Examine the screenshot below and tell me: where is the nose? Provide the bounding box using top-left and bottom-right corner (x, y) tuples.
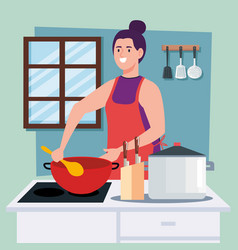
(120, 48), (126, 57)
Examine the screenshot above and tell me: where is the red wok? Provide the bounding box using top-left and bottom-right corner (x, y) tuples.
(43, 157), (119, 194)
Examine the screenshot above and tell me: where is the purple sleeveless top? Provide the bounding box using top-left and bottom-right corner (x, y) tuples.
(112, 75), (161, 153)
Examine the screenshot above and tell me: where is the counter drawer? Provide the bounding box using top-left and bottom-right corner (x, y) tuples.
(120, 212), (220, 237)
(17, 212), (117, 243)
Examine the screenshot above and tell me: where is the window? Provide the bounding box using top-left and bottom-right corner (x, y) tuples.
(24, 37), (101, 128)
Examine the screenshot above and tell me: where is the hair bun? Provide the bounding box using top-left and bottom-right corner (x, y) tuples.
(129, 20), (146, 34)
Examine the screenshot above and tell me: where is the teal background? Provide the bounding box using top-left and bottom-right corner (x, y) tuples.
(35, 27), (211, 175)
(1, 0), (237, 249)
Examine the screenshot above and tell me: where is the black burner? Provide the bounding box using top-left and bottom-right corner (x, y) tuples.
(18, 182), (111, 203)
(33, 188), (64, 197)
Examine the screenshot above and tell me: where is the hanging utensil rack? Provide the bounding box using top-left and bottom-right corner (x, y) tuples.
(162, 45), (200, 51)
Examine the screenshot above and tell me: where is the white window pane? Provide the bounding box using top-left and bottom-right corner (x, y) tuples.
(65, 101), (96, 124)
(29, 69), (59, 97)
(29, 101), (59, 124)
(65, 69), (96, 97)
(29, 42), (59, 64)
(65, 42), (96, 64)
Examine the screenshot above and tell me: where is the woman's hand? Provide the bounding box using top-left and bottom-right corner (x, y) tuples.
(51, 148), (64, 162)
(99, 148), (121, 162)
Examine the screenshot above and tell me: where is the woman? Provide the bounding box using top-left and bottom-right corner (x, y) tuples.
(52, 20), (165, 179)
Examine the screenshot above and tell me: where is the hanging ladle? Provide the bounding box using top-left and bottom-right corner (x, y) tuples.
(187, 46), (202, 79)
(41, 146), (84, 177)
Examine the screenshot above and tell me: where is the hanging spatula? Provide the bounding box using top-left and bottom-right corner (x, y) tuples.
(163, 46), (172, 79)
(175, 46), (186, 79)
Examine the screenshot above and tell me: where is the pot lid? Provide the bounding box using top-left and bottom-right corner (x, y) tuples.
(150, 142), (205, 156)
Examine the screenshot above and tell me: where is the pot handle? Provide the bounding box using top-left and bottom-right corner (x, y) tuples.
(206, 161), (215, 171)
(43, 162), (51, 170)
(112, 162), (119, 170)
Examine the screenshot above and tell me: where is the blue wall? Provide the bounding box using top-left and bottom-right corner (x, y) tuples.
(34, 27), (212, 176)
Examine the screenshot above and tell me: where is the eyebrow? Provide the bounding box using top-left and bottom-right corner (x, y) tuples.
(116, 46), (122, 48)
(126, 46), (132, 48)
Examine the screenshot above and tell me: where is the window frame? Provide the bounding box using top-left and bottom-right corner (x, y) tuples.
(24, 37), (101, 129)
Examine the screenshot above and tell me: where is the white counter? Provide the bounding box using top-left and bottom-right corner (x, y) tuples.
(6, 180), (230, 243)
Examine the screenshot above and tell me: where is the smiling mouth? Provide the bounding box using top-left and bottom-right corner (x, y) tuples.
(120, 57), (127, 63)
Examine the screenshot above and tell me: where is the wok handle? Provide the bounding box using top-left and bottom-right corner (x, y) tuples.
(43, 162), (51, 170)
(112, 162), (119, 170)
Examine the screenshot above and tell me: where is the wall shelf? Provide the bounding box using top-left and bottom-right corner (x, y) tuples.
(162, 45), (200, 51)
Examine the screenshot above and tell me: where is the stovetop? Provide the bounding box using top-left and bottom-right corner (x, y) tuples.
(18, 182), (111, 203)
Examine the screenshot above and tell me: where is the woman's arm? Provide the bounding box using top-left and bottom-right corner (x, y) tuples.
(133, 78), (165, 148)
(51, 79), (114, 162)
(101, 79), (165, 161)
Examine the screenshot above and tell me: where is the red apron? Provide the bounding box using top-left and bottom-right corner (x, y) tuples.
(105, 76), (154, 180)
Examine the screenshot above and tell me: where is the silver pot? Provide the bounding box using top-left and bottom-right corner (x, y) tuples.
(147, 143), (214, 200)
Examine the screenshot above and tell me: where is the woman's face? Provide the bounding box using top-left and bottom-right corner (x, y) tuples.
(114, 38), (144, 70)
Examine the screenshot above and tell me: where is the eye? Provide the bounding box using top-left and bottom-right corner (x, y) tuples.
(117, 48), (120, 52)
(128, 49), (130, 52)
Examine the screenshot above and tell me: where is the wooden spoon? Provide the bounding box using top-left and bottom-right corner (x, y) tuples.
(41, 146), (84, 177)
